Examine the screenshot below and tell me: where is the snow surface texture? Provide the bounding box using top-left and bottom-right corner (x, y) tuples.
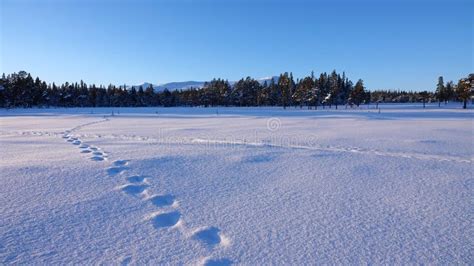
(0, 105), (473, 264)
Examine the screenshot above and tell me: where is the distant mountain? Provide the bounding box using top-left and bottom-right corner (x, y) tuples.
(155, 81), (206, 91)
(256, 76), (279, 85)
(129, 81), (205, 92)
(130, 76), (279, 92)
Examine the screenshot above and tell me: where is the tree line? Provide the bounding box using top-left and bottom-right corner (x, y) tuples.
(0, 71), (472, 109)
(434, 75), (473, 109)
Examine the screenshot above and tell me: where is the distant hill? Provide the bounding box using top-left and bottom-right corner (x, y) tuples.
(129, 81), (205, 92)
(130, 76), (279, 92)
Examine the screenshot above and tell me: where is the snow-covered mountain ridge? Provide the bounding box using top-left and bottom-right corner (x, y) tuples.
(130, 76), (279, 92)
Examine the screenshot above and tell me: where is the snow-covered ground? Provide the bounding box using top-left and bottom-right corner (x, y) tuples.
(1, 105), (473, 264)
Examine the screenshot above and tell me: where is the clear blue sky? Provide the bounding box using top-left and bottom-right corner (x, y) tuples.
(1, 0), (472, 91)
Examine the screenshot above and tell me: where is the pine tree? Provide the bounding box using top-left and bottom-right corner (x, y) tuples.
(88, 82), (98, 107)
(137, 86), (145, 107)
(318, 73), (329, 108)
(32, 77), (43, 106)
(292, 81), (306, 108)
(445, 81), (454, 104)
(435, 76), (445, 107)
(278, 73), (290, 109)
(329, 70), (340, 109)
(349, 79), (365, 107)
(129, 87), (138, 106)
(456, 77), (471, 109)
(144, 84), (155, 106)
(293, 76), (313, 108)
(0, 73), (5, 107)
(419, 91), (429, 108)
(161, 89), (172, 107)
(268, 78), (280, 106)
(289, 73), (296, 107)
(307, 71), (319, 109)
(260, 81), (270, 106)
(233, 77), (261, 106)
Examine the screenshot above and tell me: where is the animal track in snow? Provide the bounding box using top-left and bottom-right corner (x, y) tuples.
(150, 211), (181, 229)
(242, 154), (276, 163)
(91, 156), (105, 161)
(201, 257), (233, 266)
(120, 184), (149, 195)
(191, 227), (229, 247)
(62, 120), (232, 262)
(120, 256), (132, 266)
(126, 175), (147, 183)
(107, 166), (129, 176)
(113, 160), (129, 166)
(149, 194), (176, 207)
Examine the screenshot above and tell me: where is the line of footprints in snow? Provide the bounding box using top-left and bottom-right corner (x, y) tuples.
(62, 130), (232, 266)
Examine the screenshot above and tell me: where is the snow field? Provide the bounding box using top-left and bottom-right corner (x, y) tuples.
(0, 106), (472, 264)
(61, 119), (232, 265)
